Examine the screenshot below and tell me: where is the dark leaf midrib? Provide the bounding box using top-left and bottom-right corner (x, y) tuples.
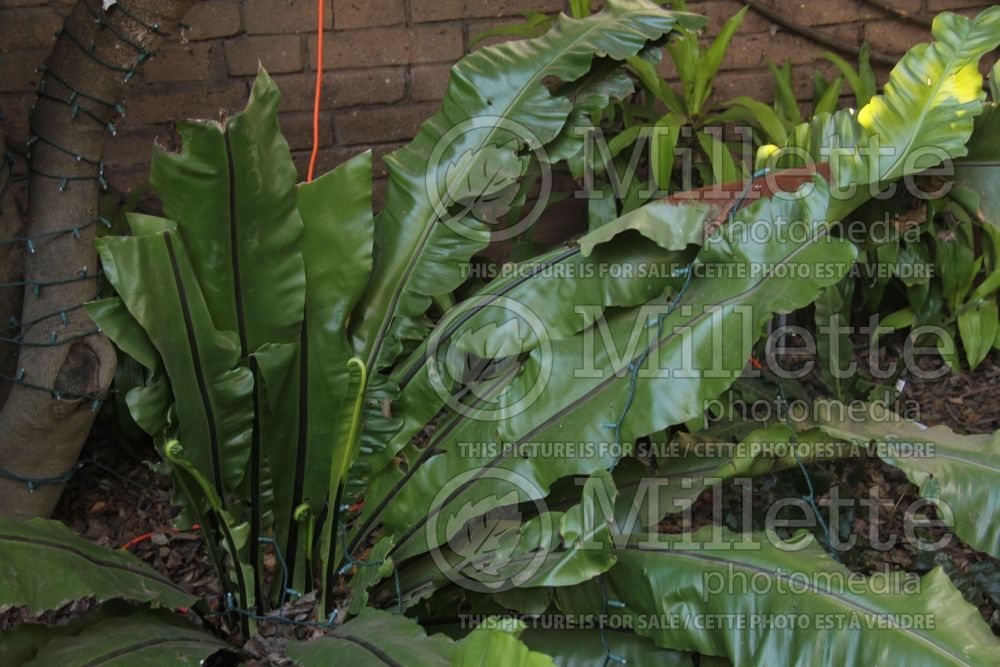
(79, 636), (223, 667)
(224, 129), (250, 355)
(164, 235), (225, 502)
(328, 634), (405, 667)
(396, 246), (580, 388)
(284, 319), (311, 586)
(364, 12), (640, 374)
(389, 229), (833, 557)
(0, 534), (188, 596)
(347, 365), (518, 555)
(622, 544), (970, 665)
(224, 126), (265, 613)
(249, 357), (265, 612)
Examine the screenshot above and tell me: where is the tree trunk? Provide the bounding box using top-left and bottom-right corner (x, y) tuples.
(0, 127), (26, 408)
(0, 0), (193, 519)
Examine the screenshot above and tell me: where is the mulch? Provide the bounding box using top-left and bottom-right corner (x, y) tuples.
(905, 356), (1000, 435)
(52, 436), (220, 603)
(0, 423), (221, 635)
(658, 354), (1000, 633)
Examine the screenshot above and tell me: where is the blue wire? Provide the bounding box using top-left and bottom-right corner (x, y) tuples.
(393, 568), (404, 614)
(0, 462), (83, 492)
(596, 168), (773, 661)
(598, 576), (627, 665)
(603, 264), (695, 471)
(603, 168), (769, 471)
(217, 536), (339, 629)
(0, 454), (144, 493)
(776, 379), (840, 561)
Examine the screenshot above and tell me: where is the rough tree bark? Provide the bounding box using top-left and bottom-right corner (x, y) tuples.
(0, 0), (193, 519)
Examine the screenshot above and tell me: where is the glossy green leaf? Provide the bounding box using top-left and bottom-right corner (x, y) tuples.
(813, 276), (856, 400)
(824, 45), (875, 108)
(587, 183), (619, 230)
(86, 298), (173, 436)
(254, 151), (376, 589)
(320, 358), (367, 616)
(86, 298), (160, 375)
(453, 621), (557, 667)
(816, 403), (1000, 559)
(350, 0), (704, 375)
(96, 230), (254, 500)
(545, 64), (637, 168)
(696, 131), (740, 185)
(556, 529), (1000, 666)
(650, 115), (682, 192)
(857, 8), (1000, 183)
(149, 69), (305, 351)
(690, 6), (747, 116)
(725, 97), (789, 146)
(769, 60), (801, 125)
(813, 76), (844, 116)
(0, 518), (195, 615)
(288, 608), (455, 666)
(958, 299), (999, 369)
(518, 629), (695, 666)
(666, 28), (699, 111)
(380, 180), (857, 563)
(955, 104), (1000, 229)
(577, 200), (709, 257)
(21, 611), (228, 667)
(393, 471), (618, 601)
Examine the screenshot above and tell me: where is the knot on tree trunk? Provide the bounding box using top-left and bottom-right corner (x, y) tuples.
(52, 340), (109, 416)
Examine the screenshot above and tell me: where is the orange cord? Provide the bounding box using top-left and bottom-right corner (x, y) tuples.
(124, 0), (326, 593)
(120, 531), (155, 551)
(306, 0), (325, 182)
(120, 524), (201, 551)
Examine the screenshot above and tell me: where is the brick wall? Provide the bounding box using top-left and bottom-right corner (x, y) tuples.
(0, 0), (995, 196)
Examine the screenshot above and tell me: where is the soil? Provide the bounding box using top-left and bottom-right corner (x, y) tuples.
(3, 355), (999, 659)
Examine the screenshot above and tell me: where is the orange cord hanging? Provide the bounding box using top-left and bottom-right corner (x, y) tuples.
(122, 0), (326, 567)
(306, 0), (325, 182)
